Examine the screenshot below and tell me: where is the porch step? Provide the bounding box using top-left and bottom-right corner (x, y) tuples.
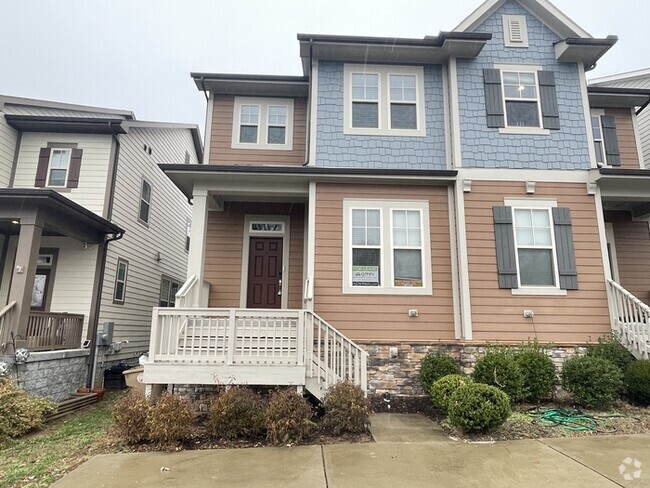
(45, 392), (99, 422)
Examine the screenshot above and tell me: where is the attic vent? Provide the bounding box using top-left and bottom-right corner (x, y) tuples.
(503, 15), (528, 48)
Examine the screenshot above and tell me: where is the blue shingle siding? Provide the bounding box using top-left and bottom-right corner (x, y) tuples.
(457, 0), (591, 170)
(315, 61), (447, 169)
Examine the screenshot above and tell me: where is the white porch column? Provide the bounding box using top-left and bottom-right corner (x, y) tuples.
(188, 188), (209, 307)
(304, 182), (317, 311)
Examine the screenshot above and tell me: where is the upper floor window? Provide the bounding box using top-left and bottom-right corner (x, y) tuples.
(502, 71), (540, 128)
(343, 199), (432, 295)
(590, 109), (621, 167)
(483, 65), (560, 134)
(231, 97), (294, 150)
(139, 179), (152, 224)
(344, 64), (426, 137)
(35, 146), (83, 189)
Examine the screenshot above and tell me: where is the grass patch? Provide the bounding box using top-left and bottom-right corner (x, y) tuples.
(0, 392), (121, 488)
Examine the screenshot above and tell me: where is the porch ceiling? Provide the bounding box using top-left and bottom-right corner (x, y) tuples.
(0, 189), (124, 243)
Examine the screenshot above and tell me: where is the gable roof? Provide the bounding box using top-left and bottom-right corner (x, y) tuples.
(453, 0), (591, 39)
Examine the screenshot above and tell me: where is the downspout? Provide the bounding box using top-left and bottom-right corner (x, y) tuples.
(199, 77), (209, 103)
(303, 38), (314, 166)
(636, 97), (650, 116)
(86, 121), (124, 387)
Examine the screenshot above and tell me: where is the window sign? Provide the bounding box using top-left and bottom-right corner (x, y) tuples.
(352, 265), (379, 286)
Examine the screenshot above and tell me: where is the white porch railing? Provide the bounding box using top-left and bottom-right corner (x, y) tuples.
(175, 275), (211, 308)
(607, 279), (650, 359)
(147, 307), (368, 398)
(0, 301), (17, 351)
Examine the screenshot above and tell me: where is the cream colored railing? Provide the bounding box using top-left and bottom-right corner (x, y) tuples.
(607, 279), (650, 359)
(0, 301), (17, 351)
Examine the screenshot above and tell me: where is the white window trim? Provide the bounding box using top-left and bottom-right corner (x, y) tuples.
(342, 199), (432, 295)
(502, 15), (529, 48)
(231, 97), (294, 150)
(590, 109), (608, 166)
(494, 64), (540, 135)
(160, 276), (181, 307)
(343, 64), (426, 137)
(504, 198), (566, 296)
(46, 148), (71, 188)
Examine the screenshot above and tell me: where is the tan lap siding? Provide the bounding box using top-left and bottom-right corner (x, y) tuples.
(210, 95), (307, 166)
(465, 181), (610, 344)
(607, 212), (650, 305)
(605, 108), (641, 169)
(204, 202), (304, 308)
(314, 183), (455, 342)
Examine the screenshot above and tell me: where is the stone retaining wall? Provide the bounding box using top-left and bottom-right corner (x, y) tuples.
(1, 349), (90, 402)
(361, 342), (587, 397)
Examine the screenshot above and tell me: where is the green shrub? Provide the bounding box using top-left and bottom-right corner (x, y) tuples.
(265, 389), (315, 445)
(562, 356), (623, 409)
(321, 381), (371, 435)
(448, 383), (511, 432)
(430, 374), (471, 413)
(207, 387), (266, 440)
(147, 393), (193, 445)
(515, 351), (556, 403)
(472, 351), (524, 402)
(419, 353), (461, 392)
(0, 378), (56, 442)
(625, 360), (650, 405)
(586, 335), (633, 373)
(113, 390), (152, 444)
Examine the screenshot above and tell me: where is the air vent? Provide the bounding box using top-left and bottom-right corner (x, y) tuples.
(503, 15), (529, 48)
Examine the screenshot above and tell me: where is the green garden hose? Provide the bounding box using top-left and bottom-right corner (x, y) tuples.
(526, 407), (626, 433)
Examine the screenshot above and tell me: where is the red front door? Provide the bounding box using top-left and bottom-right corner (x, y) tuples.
(247, 237), (283, 308)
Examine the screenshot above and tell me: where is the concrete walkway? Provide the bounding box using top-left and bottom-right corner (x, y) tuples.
(52, 414), (650, 488)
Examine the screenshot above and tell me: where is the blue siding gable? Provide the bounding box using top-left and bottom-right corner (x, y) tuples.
(457, 0), (591, 170)
(315, 61), (447, 170)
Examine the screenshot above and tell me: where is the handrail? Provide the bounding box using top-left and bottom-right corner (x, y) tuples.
(607, 279), (650, 360)
(0, 301), (17, 349)
(303, 276), (314, 302)
(176, 275), (198, 301)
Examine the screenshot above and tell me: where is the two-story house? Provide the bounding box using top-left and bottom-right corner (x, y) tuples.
(143, 0), (650, 400)
(0, 95), (202, 401)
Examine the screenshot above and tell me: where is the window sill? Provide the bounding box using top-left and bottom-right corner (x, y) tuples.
(343, 127), (426, 138)
(343, 286), (432, 296)
(511, 287), (567, 296)
(498, 127), (550, 136)
(45, 187), (72, 193)
(231, 142), (293, 151)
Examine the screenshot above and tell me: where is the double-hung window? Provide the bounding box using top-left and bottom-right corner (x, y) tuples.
(502, 71), (540, 128)
(512, 208), (556, 287)
(232, 97), (294, 150)
(590, 109), (621, 167)
(494, 200), (578, 295)
(159, 276), (180, 307)
(344, 64), (425, 136)
(47, 149), (71, 187)
(343, 200), (431, 294)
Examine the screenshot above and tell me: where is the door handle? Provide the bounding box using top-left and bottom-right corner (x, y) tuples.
(278, 279), (282, 296)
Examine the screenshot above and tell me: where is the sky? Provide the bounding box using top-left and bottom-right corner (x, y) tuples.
(1, 0), (649, 133)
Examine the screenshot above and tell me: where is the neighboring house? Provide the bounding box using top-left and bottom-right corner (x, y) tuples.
(0, 95), (202, 401)
(144, 0), (650, 399)
(589, 68), (650, 167)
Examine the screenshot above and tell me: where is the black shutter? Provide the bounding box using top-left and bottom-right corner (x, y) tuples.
(67, 148), (83, 188)
(35, 148), (50, 187)
(601, 115), (621, 166)
(538, 71), (560, 130)
(493, 206), (518, 289)
(483, 69), (505, 128)
(552, 207), (578, 290)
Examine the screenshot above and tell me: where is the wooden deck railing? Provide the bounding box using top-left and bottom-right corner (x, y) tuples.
(607, 279), (650, 360)
(26, 312), (84, 351)
(148, 307), (368, 398)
